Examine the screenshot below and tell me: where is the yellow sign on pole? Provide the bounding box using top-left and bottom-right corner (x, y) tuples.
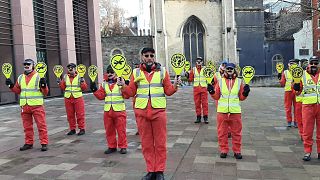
(276, 62), (284, 73)
(242, 66), (255, 84)
(122, 64), (132, 81)
(291, 66), (303, 84)
(2, 63), (12, 79)
(35, 62), (47, 78)
(53, 65), (63, 78)
(185, 61), (191, 72)
(77, 64), (86, 77)
(110, 54), (127, 77)
(210, 64), (216, 72)
(289, 63), (298, 72)
(207, 60), (214, 67)
(170, 53), (186, 76)
(203, 66), (214, 84)
(88, 65), (98, 82)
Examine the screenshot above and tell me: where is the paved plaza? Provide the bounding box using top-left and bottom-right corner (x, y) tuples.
(0, 87), (319, 180)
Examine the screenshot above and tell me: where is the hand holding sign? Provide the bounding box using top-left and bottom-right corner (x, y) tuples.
(242, 66), (255, 84)
(291, 66), (303, 84)
(53, 65), (63, 78)
(203, 67), (214, 84)
(110, 54), (127, 77)
(276, 62), (284, 73)
(122, 64), (132, 81)
(170, 53), (186, 76)
(35, 62), (47, 78)
(2, 63), (12, 79)
(184, 61), (191, 72)
(77, 64), (86, 77)
(88, 65), (98, 82)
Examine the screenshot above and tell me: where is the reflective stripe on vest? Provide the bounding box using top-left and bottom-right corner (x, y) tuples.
(217, 78), (241, 113)
(284, 70), (293, 91)
(193, 67), (207, 87)
(18, 73), (44, 106)
(64, 74), (83, 98)
(133, 67), (166, 109)
(302, 72), (320, 104)
(103, 82), (125, 111)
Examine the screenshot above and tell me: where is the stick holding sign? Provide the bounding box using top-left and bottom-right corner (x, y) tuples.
(77, 64), (86, 78)
(35, 62), (47, 78)
(241, 66), (255, 84)
(88, 65), (98, 82)
(53, 65), (64, 78)
(2, 63), (12, 79)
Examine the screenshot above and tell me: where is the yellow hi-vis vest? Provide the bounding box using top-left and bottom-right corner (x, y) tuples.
(301, 71), (320, 104)
(103, 82), (125, 111)
(217, 78), (241, 113)
(133, 67), (166, 109)
(18, 73), (44, 106)
(215, 72), (222, 80)
(193, 67), (207, 87)
(296, 94), (303, 103)
(64, 74), (83, 98)
(284, 70), (293, 91)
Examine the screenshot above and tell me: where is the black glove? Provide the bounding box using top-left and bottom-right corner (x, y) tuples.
(90, 82), (97, 92)
(242, 84), (250, 97)
(185, 72), (189, 79)
(277, 73), (282, 80)
(125, 80), (130, 85)
(5, 79), (14, 88)
(293, 83), (301, 91)
(80, 77), (85, 83)
(40, 78), (47, 88)
(207, 84), (215, 94)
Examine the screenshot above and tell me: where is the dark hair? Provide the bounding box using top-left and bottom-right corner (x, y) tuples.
(141, 48), (155, 55)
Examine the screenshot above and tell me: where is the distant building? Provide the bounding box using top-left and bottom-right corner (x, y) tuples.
(293, 20), (313, 60)
(138, 0), (151, 36)
(312, 0), (320, 56)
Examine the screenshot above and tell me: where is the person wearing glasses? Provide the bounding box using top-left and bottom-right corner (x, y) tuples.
(90, 65), (129, 155)
(207, 63), (250, 159)
(122, 48), (181, 180)
(278, 59), (298, 128)
(293, 56), (320, 161)
(187, 57), (209, 124)
(5, 59), (49, 151)
(57, 63), (87, 136)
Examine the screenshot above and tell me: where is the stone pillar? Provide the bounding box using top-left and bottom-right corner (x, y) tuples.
(11, 0), (37, 75)
(57, 0), (76, 69)
(88, 0), (103, 83)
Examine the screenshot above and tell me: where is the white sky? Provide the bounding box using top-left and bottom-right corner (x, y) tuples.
(119, 0), (139, 17)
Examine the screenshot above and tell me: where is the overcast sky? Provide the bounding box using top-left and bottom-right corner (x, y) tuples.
(119, 0), (139, 17)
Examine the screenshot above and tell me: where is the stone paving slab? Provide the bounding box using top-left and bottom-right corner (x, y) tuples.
(0, 87), (319, 179)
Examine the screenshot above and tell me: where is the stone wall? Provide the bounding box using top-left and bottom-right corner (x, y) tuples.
(101, 36), (153, 71)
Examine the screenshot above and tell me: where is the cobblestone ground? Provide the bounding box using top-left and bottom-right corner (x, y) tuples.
(0, 87), (319, 180)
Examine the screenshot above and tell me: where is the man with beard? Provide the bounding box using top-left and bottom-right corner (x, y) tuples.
(208, 63), (250, 159)
(5, 59), (49, 151)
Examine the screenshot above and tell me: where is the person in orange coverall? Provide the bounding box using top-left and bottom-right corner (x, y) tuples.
(57, 63), (87, 136)
(208, 63), (250, 159)
(187, 57), (209, 124)
(278, 59), (298, 128)
(90, 65), (129, 155)
(122, 48), (181, 180)
(5, 59), (49, 151)
(293, 56), (320, 161)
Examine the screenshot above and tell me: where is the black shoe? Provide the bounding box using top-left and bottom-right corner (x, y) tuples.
(141, 172), (155, 180)
(228, 132), (231, 138)
(287, 122), (292, 128)
(41, 144), (48, 151)
(220, 153), (227, 158)
(155, 171), (165, 180)
(77, 129), (85, 136)
(293, 122), (298, 128)
(135, 131), (139, 135)
(234, 153), (242, 159)
(301, 136), (303, 142)
(104, 148), (117, 154)
(203, 115), (209, 124)
(194, 116), (201, 123)
(67, 129), (76, 135)
(119, 148), (127, 154)
(303, 153), (311, 161)
(19, 144), (33, 151)
(318, 153), (320, 159)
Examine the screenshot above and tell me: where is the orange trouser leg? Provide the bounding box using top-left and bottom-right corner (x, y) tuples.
(74, 97), (85, 130)
(295, 102), (303, 136)
(201, 91), (208, 116)
(64, 98), (76, 130)
(302, 105), (316, 153)
(284, 91), (296, 122)
(104, 111), (117, 148)
(315, 105), (320, 153)
(229, 114), (242, 153)
(193, 89), (201, 116)
(32, 106), (48, 145)
(114, 111), (127, 148)
(217, 113), (229, 153)
(21, 106), (34, 145)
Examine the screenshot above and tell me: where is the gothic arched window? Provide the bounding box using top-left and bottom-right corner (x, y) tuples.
(183, 16), (205, 67)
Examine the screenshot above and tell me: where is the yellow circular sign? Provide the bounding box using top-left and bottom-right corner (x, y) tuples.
(203, 67), (214, 84)
(291, 66), (303, 79)
(35, 62), (47, 77)
(88, 65), (98, 82)
(289, 64), (298, 72)
(111, 54), (127, 71)
(207, 60), (214, 67)
(2, 63), (12, 79)
(276, 62), (284, 73)
(185, 61), (191, 71)
(171, 53), (186, 75)
(53, 65), (63, 78)
(77, 64), (86, 77)
(122, 64), (132, 80)
(242, 66), (255, 84)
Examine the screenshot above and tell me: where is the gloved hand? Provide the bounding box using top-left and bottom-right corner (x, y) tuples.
(5, 79), (14, 88)
(56, 78), (61, 84)
(90, 82), (97, 92)
(80, 77), (85, 83)
(40, 78), (47, 88)
(242, 84), (250, 97)
(277, 73), (282, 80)
(293, 83), (300, 91)
(207, 84), (215, 94)
(125, 80), (130, 85)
